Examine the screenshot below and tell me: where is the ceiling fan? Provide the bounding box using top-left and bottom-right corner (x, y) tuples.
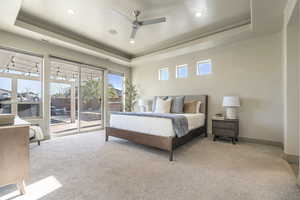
(113, 9), (167, 43)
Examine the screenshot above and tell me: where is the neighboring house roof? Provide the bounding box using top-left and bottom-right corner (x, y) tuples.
(0, 88), (11, 95)
(115, 88), (122, 97)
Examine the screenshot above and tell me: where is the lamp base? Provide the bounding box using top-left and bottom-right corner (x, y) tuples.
(225, 107), (238, 119)
(139, 105), (146, 112)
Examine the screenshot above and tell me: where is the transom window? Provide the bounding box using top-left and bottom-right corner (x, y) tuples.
(159, 68), (169, 80)
(197, 59), (212, 76)
(176, 64), (188, 78)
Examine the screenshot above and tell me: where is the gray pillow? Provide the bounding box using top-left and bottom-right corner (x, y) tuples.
(170, 96), (185, 113)
(152, 96), (168, 112)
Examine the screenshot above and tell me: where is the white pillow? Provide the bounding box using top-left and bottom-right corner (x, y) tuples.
(196, 101), (202, 113)
(154, 98), (172, 113)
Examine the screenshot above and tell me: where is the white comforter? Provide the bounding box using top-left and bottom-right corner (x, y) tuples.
(109, 113), (205, 137)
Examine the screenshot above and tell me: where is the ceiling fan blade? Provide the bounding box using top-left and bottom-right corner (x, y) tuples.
(130, 27), (138, 39)
(140, 17), (166, 26)
(111, 9), (133, 23)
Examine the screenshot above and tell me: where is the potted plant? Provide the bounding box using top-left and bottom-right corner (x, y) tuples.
(124, 80), (138, 112)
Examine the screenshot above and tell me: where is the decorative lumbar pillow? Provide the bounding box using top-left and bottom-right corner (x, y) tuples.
(184, 100), (201, 113)
(196, 101), (202, 113)
(170, 96), (185, 113)
(154, 98), (172, 113)
(152, 96), (168, 112)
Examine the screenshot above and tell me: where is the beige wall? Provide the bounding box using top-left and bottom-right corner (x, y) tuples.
(132, 32), (283, 142)
(282, 0), (300, 185)
(284, 16), (299, 156)
(283, 0), (300, 157)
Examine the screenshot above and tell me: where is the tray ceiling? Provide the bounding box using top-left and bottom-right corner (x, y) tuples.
(18, 0), (251, 59)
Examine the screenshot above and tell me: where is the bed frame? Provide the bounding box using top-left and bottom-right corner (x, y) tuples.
(105, 95), (208, 161)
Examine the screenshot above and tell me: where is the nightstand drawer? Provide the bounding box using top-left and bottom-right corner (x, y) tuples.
(213, 128), (236, 137)
(213, 121), (236, 129)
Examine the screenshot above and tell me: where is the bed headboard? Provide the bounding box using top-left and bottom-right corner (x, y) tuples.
(155, 95), (208, 115)
(154, 95), (208, 131)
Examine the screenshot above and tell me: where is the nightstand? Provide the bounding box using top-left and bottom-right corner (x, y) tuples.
(212, 119), (239, 144)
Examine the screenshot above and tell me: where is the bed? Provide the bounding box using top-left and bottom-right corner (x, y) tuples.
(105, 95), (208, 161)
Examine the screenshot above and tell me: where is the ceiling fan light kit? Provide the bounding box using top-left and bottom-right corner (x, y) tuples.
(129, 39), (135, 44)
(114, 9), (167, 43)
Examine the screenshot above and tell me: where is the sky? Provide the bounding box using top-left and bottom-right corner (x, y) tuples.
(177, 66), (188, 78)
(160, 69), (169, 80)
(0, 77), (11, 91)
(1, 77), (41, 95)
(108, 74), (123, 90)
(198, 61), (212, 75)
(0, 74), (124, 96)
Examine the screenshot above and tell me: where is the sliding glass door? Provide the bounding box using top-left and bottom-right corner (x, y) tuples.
(79, 66), (103, 132)
(50, 61), (80, 136)
(50, 59), (104, 137)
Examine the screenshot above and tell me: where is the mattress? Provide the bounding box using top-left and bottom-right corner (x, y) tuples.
(109, 113), (205, 137)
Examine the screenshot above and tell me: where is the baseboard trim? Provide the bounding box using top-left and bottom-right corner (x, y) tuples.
(282, 153), (299, 164)
(206, 132), (283, 147)
(239, 137), (283, 148)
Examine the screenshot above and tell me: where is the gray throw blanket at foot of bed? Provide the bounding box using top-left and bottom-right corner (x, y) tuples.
(111, 112), (188, 137)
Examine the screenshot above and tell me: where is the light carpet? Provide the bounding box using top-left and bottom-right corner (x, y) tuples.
(0, 131), (300, 200)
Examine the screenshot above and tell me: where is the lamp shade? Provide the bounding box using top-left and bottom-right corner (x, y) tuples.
(222, 96), (240, 107)
(138, 99), (145, 106)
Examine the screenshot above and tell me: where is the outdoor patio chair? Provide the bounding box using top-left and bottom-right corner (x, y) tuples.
(29, 125), (44, 145)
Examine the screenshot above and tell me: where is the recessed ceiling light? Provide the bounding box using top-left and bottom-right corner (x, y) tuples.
(68, 9), (75, 15)
(195, 8), (207, 18)
(129, 39), (135, 44)
(195, 12), (203, 18)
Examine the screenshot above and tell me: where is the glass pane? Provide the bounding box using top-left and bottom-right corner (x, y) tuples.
(0, 104), (11, 114)
(50, 61), (79, 137)
(17, 79), (41, 102)
(0, 77), (12, 102)
(108, 73), (124, 112)
(197, 60), (212, 75)
(177, 65), (188, 78)
(18, 104), (39, 117)
(0, 48), (42, 118)
(159, 68), (168, 80)
(80, 67), (103, 132)
(0, 50), (41, 78)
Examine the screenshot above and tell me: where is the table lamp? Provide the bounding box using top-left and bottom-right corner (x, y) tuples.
(138, 99), (146, 112)
(222, 96), (240, 119)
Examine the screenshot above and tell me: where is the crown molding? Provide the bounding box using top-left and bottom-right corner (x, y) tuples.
(131, 23), (253, 66)
(15, 19), (132, 66)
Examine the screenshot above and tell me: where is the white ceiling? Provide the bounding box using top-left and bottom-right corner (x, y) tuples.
(0, 0), (288, 66)
(18, 0), (251, 58)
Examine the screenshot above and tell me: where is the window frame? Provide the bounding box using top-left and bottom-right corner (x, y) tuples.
(107, 71), (125, 112)
(176, 64), (188, 79)
(196, 59), (212, 76)
(0, 76), (13, 114)
(158, 67), (169, 81)
(0, 63), (43, 119)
